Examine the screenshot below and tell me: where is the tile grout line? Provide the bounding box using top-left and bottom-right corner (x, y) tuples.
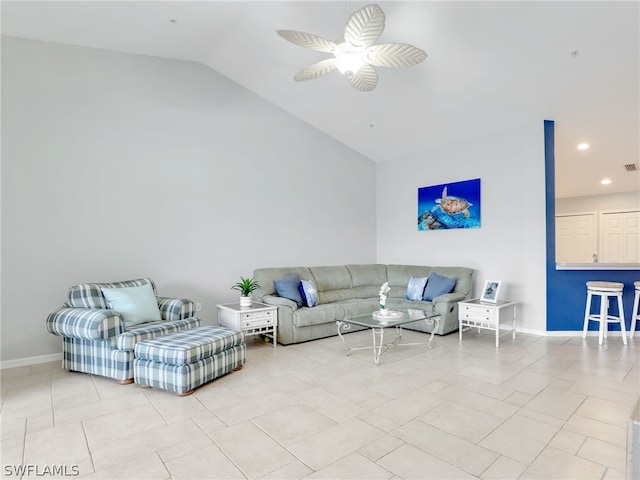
(19, 416), (27, 480)
(386, 418), (485, 478)
(90, 374), (103, 403)
(621, 356), (640, 383)
(201, 425), (250, 480)
(152, 450), (174, 480)
(248, 414), (317, 476)
(143, 390), (169, 425)
(49, 371), (55, 428)
(80, 420), (96, 477)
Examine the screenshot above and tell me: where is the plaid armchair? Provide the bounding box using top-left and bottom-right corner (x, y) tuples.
(47, 278), (199, 383)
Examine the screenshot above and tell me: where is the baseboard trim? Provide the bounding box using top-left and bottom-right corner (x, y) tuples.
(1, 353), (62, 370)
(545, 330), (630, 337)
(517, 327), (633, 337)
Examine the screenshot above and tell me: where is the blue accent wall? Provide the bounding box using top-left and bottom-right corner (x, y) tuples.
(545, 120), (639, 332)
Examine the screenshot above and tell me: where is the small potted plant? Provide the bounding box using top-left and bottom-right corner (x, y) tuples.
(231, 276), (261, 308)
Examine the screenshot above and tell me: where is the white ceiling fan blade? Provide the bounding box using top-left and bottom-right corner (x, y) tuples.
(365, 43), (428, 68)
(276, 30), (337, 53)
(344, 4), (385, 48)
(293, 59), (337, 82)
(347, 63), (378, 92)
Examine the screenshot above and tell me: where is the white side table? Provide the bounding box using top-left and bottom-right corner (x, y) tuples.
(217, 302), (277, 348)
(458, 299), (518, 347)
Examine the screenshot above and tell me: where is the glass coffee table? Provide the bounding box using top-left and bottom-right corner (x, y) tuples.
(336, 308), (440, 366)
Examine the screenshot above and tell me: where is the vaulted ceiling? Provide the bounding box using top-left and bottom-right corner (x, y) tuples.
(3, 1), (638, 198)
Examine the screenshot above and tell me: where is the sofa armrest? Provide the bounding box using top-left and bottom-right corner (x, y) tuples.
(157, 297), (196, 321)
(262, 294), (299, 310)
(46, 307), (124, 340)
(432, 292), (466, 303)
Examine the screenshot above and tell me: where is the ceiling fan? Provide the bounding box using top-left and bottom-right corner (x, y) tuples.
(277, 4), (427, 92)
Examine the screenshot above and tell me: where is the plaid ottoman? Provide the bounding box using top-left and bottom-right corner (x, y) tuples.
(133, 326), (245, 395)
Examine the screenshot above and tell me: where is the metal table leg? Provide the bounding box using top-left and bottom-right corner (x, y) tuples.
(426, 316), (440, 348)
(336, 321), (352, 356)
(372, 327), (384, 365)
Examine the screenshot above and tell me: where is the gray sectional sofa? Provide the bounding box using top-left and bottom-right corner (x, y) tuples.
(253, 264), (474, 345)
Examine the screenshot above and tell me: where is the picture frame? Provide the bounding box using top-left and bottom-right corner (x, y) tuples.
(418, 178), (481, 231)
(480, 280), (501, 303)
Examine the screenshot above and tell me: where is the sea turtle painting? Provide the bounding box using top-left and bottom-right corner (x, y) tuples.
(432, 187), (473, 219)
(417, 179), (481, 231)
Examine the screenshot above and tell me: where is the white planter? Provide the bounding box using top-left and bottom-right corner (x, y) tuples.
(239, 296), (252, 308)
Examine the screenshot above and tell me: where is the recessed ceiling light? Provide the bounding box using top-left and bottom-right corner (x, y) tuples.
(577, 143), (590, 150)
(601, 178), (612, 185)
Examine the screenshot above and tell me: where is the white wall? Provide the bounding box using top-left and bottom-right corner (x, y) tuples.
(1, 37), (376, 362)
(376, 123), (547, 333)
(556, 191), (640, 214)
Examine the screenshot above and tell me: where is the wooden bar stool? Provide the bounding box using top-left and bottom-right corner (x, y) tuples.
(631, 281), (640, 339)
(582, 281), (627, 346)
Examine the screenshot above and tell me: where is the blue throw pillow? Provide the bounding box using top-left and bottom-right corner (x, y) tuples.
(422, 273), (457, 301)
(406, 276), (428, 301)
(298, 279), (319, 307)
(274, 274), (303, 307)
(101, 283), (161, 328)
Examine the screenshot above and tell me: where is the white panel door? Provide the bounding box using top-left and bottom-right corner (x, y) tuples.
(623, 212), (640, 262)
(601, 213), (623, 262)
(600, 211), (640, 263)
(556, 217), (575, 262)
(555, 213), (596, 263)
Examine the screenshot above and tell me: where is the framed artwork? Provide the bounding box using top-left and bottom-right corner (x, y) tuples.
(481, 280), (501, 303)
(418, 178), (481, 230)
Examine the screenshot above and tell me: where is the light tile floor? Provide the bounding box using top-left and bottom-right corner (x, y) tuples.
(1, 329), (638, 479)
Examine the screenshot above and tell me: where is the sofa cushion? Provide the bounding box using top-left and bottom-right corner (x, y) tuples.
(101, 283), (161, 328)
(346, 264), (388, 299)
(340, 298), (380, 319)
(406, 276), (428, 301)
(274, 274), (304, 307)
(293, 304), (345, 327)
(423, 273), (457, 301)
(298, 279), (319, 307)
(386, 298), (435, 313)
(385, 298), (440, 332)
(310, 266), (356, 304)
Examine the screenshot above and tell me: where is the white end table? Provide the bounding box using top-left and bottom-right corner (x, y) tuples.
(458, 298), (518, 347)
(217, 301), (277, 348)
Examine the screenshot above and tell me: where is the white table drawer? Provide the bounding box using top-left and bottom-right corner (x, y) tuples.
(241, 310), (274, 321)
(241, 317), (275, 328)
(460, 305), (496, 322)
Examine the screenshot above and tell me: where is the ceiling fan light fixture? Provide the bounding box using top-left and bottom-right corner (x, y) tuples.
(277, 4), (427, 92)
(334, 42), (365, 75)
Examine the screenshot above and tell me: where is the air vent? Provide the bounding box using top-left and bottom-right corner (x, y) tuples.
(624, 163), (638, 171)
